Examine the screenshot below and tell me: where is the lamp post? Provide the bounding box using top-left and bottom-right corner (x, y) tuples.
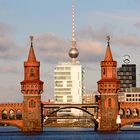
(116, 114), (121, 130)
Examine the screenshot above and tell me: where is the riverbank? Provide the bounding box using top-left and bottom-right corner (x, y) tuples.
(44, 121), (94, 127)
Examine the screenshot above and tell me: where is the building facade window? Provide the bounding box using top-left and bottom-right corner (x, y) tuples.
(108, 98), (112, 107)
(29, 99), (36, 108)
(30, 68), (35, 77)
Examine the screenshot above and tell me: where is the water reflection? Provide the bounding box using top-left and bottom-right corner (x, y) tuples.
(0, 126), (140, 140)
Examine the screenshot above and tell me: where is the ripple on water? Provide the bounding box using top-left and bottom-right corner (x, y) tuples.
(0, 127), (140, 140)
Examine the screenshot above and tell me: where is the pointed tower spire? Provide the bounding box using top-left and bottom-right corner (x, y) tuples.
(27, 36), (37, 62)
(69, 0), (79, 62)
(104, 35), (113, 61)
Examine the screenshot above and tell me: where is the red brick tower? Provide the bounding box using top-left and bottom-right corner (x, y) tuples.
(21, 36), (44, 132)
(98, 36), (120, 131)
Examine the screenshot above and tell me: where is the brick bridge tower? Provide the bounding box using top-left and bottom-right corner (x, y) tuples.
(21, 36), (44, 132)
(98, 36), (120, 131)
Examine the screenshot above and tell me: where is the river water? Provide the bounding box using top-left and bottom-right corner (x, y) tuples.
(0, 126), (140, 140)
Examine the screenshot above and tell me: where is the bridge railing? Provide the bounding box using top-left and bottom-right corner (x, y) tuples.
(45, 116), (95, 120)
(120, 115), (140, 119)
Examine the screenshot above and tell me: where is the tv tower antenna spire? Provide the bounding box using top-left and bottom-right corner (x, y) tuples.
(69, 0), (79, 62)
(72, 0), (76, 43)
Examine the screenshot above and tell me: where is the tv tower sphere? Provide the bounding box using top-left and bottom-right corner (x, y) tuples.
(69, 47), (79, 59)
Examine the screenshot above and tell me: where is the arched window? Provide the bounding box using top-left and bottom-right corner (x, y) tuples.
(108, 98), (112, 107)
(2, 110), (8, 120)
(126, 108), (131, 118)
(9, 110), (15, 120)
(16, 110), (22, 119)
(133, 108), (139, 118)
(29, 99), (36, 108)
(30, 68), (35, 77)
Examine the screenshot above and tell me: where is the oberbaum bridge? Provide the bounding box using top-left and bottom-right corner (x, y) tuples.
(0, 35), (139, 132)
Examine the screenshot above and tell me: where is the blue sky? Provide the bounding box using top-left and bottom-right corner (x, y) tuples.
(0, 0), (140, 102)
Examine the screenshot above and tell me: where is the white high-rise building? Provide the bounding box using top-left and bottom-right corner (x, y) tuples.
(54, 2), (85, 117)
(54, 62), (84, 116)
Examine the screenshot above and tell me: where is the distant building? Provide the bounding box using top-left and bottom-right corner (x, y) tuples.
(118, 87), (140, 102)
(117, 64), (136, 92)
(54, 62), (84, 116)
(83, 92), (99, 117)
(119, 87), (140, 117)
(42, 100), (55, 117)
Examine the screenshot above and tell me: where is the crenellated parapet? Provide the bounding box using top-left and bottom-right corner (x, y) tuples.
(98, 79), (120, 93)
(0, 103), (23, 108)
(21, 81), (43, 94)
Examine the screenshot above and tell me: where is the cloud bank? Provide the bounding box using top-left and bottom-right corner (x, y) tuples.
(0, 22), (22, 61)
(35, 32), (104, 63)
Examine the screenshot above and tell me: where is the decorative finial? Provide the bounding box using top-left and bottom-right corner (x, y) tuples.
(107, 35), (110, 46)
(30, 35), (34, 47)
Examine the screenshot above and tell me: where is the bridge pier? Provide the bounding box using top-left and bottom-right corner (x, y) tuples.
(22, 125), (43, 132)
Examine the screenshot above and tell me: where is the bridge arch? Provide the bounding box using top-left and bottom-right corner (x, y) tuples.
(126, 108), (132, 118)
(16, 109), (22, 119)
(9, 110), (15, 119)
(48, 106), (94, 117)
(46, 106), (98, 130)
(2, 110), (8, 120)
(132, 108), (139, 117)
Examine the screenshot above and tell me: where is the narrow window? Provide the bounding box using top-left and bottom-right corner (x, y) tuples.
(108, 98), (112, 107)
(103, 68), (106, 75)
(30, 68), (35, 77)
(29, 99), (36, 108)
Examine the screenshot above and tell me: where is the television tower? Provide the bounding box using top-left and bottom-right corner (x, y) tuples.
(69, 0), (79, 62)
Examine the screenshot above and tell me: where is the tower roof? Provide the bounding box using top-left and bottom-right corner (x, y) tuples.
(27, 36), (37, 62)
(104, 36), (113, 61)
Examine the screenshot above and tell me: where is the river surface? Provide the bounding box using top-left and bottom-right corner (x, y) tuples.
(0, 126), (140, 140)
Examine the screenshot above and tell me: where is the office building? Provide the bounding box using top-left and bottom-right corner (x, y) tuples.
(117, 64), (136, 92)
(119, 87), (140, 102)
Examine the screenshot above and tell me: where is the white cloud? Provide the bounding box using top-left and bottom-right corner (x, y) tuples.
(0, 22), (14, 37)
(78, 40), (104, 62)
(0, 37), (22, 60)
(134, 22), (140, 29)
(78, 26), (111, 42)
(79, 26), (140, 48)
(0, 23), (22, 61)
(114, 33), (140, 47)
(0, 66), (18, 74)
(32, 32), (105, 63)
(35, 33), (68, 63)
